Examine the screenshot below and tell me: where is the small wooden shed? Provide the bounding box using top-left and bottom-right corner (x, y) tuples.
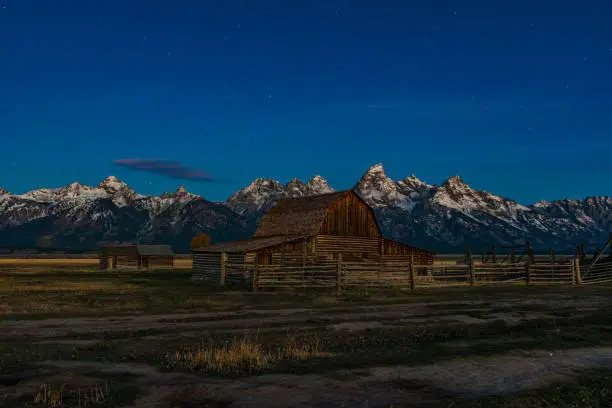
(192, 190), (434, 281)
(100, 244), (175, 270)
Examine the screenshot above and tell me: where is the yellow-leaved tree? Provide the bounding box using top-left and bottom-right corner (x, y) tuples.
(191, 233), (211, 249)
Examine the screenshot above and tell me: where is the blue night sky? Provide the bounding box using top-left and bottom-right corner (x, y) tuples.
(1, 0), (610, 204)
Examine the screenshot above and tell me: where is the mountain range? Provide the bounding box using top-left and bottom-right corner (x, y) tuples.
(0, 164), (610, 253)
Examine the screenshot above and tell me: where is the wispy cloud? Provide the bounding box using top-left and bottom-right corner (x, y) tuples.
(113, 158), (215, 182)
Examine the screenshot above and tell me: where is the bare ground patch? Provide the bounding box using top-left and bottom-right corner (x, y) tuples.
(35, 346), (606, 408)
(0, 298), (583, 341)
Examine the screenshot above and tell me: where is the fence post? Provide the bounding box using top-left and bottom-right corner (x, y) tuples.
(574, 257), (582, 286)
(469, 257), (475, 286)
(251, 264), (259, 292)
(409, 254), (416, 291)
(525, 258), (532, 286)
(220, 252), (227, 286)
(336, 253), (343, 295)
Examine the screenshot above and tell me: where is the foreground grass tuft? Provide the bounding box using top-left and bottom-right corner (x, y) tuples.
(165, 333), (326, 375)
(31, 381), (112, 408)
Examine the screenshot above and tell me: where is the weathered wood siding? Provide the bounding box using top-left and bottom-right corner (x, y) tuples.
(314, 235), (380, 259)
(319, 194), (381, 237)
(144, 256), (174, 268)
(115, 255), (139, 269)
(251, 238), (315, 266)
(244, 252), (256, 265)
(192, 252), (223, 281)
(226, 252), (249, 282)
(382, 240), (434, 266)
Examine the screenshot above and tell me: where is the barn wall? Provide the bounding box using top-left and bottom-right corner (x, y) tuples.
(319, 194), (381, 237)
(225, 252), (250, 283)
(314, 235), (380, 260)
(382, 239), (434, 265)
(192, 252), (223, 281)
(244, 252), (256, 265)
(252, 238), (316, 265)
(145, 256), (174, 268)
(115, 255), (139, 269)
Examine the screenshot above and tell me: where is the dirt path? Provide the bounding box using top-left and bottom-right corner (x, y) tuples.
(20, 346), (612, 407)
(0, 302), (462, 339)
(0, 298), (584, 340)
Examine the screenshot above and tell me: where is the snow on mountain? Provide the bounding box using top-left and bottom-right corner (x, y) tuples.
(18, 176), (139, 207)
(226, 175), (335, 216)
(305, 175), (334, 196)
(0, 166), (610, 251)
(354, 163), (427, 211)
(431, 175), (530, 221)
(397, 174), (432, 199)
(531, 196), (612, 231)
(226, 178), (285, 215)
(20, 182), (104, 203)
(96, 176), (143, 206)
(0, 195), (50, 229)
(0, 177), (248, 249)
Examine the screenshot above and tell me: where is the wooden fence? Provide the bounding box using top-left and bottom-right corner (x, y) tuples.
(193, 257), (612, 292)
(582, 261), (612, 285)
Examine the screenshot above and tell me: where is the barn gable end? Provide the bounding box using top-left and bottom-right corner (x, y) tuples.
(254, 190), (381, 238)
(319, 191), (381, 237)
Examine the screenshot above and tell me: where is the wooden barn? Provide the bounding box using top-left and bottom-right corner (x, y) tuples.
(100, 244), (175, 270)
(192, 190), (434, 281)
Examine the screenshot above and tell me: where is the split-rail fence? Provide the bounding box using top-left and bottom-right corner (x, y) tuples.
(192, 255), (612, 292)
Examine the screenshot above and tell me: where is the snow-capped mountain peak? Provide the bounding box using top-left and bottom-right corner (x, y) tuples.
(226, 178), (285, 215)
(95, 176), (143, 206)
(354, 163), (416, 210)
(285, 177), (306, 196)
(397, 174), (432, 199)
(171, 185), (198, 200)
(97, 176), (127, 191)
(20, 181), (101, 203)
(56, 182), (97, 198)
(227, 174), (335, 215)
(0, 187), (11, 196)
(305, 175), (334, 195)
(368, 162), (385, 174)
(245, 178), (284, 193)
(432, 175), (530, 220)
(534, 200), (551, 209)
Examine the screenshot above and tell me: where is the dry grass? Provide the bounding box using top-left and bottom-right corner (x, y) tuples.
(166, 333), (328, 375)
(32, 381), (111, 408)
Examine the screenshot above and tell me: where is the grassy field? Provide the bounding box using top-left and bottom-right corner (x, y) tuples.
(1, 261), (612, 407)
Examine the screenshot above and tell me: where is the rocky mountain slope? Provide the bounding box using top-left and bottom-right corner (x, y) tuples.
(0, 167), (610, 252)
